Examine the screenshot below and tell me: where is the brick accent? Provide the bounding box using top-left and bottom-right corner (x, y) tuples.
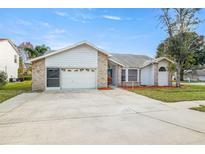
(153, 63), (158, 86)
(32, 59), (45, 91)
(97, 52), (108, 88)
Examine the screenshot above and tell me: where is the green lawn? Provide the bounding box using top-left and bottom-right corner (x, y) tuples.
(130, 85), (205, 102)
(190, 105), (205, 112)
(0, 81), (32, 103)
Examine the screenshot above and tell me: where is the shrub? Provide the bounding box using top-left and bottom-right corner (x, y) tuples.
(0, 71), (7, 87)
(24, 76), (32, 81)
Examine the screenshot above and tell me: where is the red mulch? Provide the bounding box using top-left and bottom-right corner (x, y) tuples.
(121, 86), (177, 90)
(98, 87), (113, 90)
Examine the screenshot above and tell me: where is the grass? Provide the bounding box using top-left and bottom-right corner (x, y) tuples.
(190, 105), (205, 112)
(130, 85), (205, 102)
(0, 81), (32, 103)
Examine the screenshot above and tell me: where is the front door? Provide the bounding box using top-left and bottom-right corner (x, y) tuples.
(108, 69), (112, 85)
(158, 67), (168, 86)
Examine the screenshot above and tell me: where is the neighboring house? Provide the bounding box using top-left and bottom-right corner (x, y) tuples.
(30, 41), (173, 91)
(184, 69), (205, 81)
(0, 39), (19, 79)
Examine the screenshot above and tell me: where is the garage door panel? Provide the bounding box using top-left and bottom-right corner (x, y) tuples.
(61, 69), (96, 89)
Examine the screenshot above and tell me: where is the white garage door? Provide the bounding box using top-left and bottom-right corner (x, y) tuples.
(158, 67), (168, 86)
(61, 68), (96, 89)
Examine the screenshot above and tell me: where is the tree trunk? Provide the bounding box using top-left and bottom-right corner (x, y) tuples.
(180, 69), (184, 81)
(176, 63), (181, 87)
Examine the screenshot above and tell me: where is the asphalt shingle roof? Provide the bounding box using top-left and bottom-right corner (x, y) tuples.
(109, 53), (152, 68)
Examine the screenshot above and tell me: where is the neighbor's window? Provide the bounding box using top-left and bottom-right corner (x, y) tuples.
(128, 69), (138, 81)
(47, 68), (60, 87)
(121, 69), (126, 81)
(159, 67), (166, 72)
(14, 55), (17, 63)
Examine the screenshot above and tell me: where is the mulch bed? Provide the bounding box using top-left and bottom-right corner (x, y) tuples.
(98, 87), (113, 90)
(121, 85), (177, 90)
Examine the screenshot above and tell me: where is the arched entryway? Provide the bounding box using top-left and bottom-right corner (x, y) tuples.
(158, 66), (168, 86)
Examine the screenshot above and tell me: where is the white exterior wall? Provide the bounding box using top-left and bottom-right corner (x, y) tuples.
(0, 40), (19, 79)
(158, 60), (169, 86)
(140, 65), (154, 85)
(45, 44), (97, 68)
(158, 60), (168, 71)
(45, 44), (99, 90)
(140, 60), (170, 86)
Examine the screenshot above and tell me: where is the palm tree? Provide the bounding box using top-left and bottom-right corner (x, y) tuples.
(25, 44), (50, 58)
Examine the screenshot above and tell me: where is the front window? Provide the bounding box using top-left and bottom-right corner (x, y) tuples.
(128, 69), (138, 81)
(47, 68), (60, 87)
(14, 55), (17, 63)
(121, 69), (126, 81)
(159, 67), (166, 72)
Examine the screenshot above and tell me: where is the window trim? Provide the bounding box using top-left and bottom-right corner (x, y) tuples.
(121, 69), (126, 81)
(121, 68), (139, 82)
(46, 68), (60, 88)
(14, 55), (17, 63)
(159, 67), (167, 72)
(128, 69), (138, 82)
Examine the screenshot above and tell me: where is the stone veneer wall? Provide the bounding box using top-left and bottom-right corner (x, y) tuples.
(32, 59), (45, 91)
(97, 52), (108, 88)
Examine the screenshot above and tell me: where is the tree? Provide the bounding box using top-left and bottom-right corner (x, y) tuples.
(0, 71), (7, 87)
(18, 57), (24, 78)
(19, 42), (34, 50)
(25, 44), (50, 58)
(159, 8), (202, 87)
(18, 42), (34, 78)
(156, 32), (205, 80)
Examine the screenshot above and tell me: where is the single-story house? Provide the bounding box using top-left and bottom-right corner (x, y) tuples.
(184, 69), (205, 81)
(0, 39), (19, 79)
(30, 41), (174, 91)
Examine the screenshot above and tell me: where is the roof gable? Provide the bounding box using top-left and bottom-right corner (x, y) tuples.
(0, 39), (19, 55)
(141, 57), (174, 68)
(30, 41), (109, 62)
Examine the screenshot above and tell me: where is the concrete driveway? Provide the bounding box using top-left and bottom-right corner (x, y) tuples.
(0, 88), (205, 144)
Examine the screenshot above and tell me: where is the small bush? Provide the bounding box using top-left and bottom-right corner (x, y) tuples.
(0, 71), (7, 87)
(24, 76), (32, 81)
(17, 78), (24, 82)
